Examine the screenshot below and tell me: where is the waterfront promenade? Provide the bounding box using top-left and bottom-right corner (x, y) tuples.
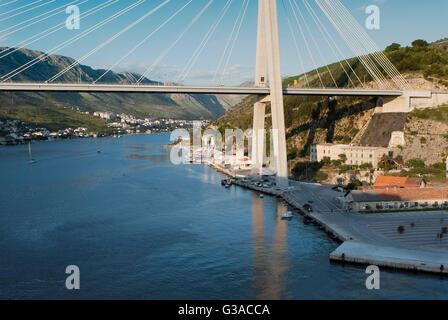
(232, 176), (448, 275)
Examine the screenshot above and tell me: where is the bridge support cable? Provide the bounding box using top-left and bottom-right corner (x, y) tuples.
(316, 0), (408, 89)
(136, 0), (215, 84)
(315, 0), (390, 89)
(291, 0), (338, 87)
(218, 0), (250, 85)
(319, 0), (391, 88)
(0, 0), (56, 24)
(1, 0), (146, 82)
(287, 0), (324, 88)
(0, 0), (117, 60)
(0, 0), (85, 40)
(321, 0), (395, 88)
(94, 0), (194, 84)
(0, 1), (18, 8)
(328, 0), (408, 89)
(212, 0), (248, 84)
(280, 0), (310, 87)
(330, 0), (405, 85)
(302, 0), (362, 88)
(0, 0), (43, 17)
(176, 0), (233, 84)
(48, 0), (172, 83)
(324, 0), (399, 87)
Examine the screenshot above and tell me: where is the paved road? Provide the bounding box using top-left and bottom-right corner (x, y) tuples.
(287, 181), (448, 252)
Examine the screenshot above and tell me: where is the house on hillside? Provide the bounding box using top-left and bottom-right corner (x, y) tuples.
(373, 176), (425, 189)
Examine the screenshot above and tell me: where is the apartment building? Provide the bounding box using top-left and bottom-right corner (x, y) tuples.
(310, 143), (389, 168)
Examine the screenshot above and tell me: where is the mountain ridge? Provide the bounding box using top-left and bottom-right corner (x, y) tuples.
(0, 47), (243, 121)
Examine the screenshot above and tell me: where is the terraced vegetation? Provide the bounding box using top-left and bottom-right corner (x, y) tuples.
(214, 39), (448, 182)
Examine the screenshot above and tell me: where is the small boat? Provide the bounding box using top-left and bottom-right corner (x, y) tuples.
(282, 211), (294, 219)
(259, 194), (264, 198)
(28, 142), (37, 164)
(222, 179), (233, 188)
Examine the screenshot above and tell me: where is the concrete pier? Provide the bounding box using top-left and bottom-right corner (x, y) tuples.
(228, 175), (448, 275)
(331, 241), (448, 274)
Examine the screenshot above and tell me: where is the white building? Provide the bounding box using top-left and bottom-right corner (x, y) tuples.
(310, 143), (389, 168)
(93, 112), (116, 120)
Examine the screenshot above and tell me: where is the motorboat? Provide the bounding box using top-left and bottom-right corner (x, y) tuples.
(282, 211), (294, 219)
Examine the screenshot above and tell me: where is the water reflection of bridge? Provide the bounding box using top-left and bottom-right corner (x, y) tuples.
(252, 193), (289, 300)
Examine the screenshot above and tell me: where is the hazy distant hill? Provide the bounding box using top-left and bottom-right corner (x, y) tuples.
(0, 47), (242, 121)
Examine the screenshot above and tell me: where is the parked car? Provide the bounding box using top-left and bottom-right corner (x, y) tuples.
(303, 204), (313, 212)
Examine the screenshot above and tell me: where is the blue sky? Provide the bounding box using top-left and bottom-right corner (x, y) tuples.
(0, 0), (447, 85)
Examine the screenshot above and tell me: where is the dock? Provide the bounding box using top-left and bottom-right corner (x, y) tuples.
(227, 175), (448, 275)
(331, 241), (448, 274)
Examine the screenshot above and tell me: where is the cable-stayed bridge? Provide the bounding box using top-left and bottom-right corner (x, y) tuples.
(0, 83), (404, 96)
(0, 0), (444, 185)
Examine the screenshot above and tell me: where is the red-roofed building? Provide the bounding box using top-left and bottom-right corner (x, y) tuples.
(373, 176), (425, 189)
(347, 187), (448, 211)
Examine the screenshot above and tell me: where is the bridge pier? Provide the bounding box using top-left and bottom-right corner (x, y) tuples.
(252, 0), (288, 186)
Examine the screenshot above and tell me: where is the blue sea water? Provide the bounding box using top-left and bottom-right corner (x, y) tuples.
(0, 134), (447, 299)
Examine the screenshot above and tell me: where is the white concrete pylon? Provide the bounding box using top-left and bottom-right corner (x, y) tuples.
(252, 0), (268, 174)
(252, 0), (288, 186)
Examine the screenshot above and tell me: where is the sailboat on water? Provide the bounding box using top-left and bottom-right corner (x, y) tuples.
(28, 142), (37, 164)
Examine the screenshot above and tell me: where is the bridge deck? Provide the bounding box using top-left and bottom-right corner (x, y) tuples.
(0, 83), (404, 96)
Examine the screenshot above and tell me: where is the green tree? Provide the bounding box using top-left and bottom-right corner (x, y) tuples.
(360, 163), (373, 170)
(406, 158), (426, 169)
(378, 154), (397, 171)
(412, 39), (429, 48)
(321, 157), (331, 167)
(385, 43), (401, 52)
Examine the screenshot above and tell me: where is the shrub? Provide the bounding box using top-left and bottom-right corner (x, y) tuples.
(360, 163), (373, 170)
(406, 159), (426, 169)
(386, 43), (401, 52)
(338, 154), (347, 163)
(287, 148), (298, 160)
(338, 165), (351, 174)
(316, 171), (329, 182)
(412, 39), (429, 47)
(432, 163), (446, 171)
(320, 157), (331, 167)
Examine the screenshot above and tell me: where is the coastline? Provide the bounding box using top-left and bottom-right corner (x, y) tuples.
(206, 161), (448, 276)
